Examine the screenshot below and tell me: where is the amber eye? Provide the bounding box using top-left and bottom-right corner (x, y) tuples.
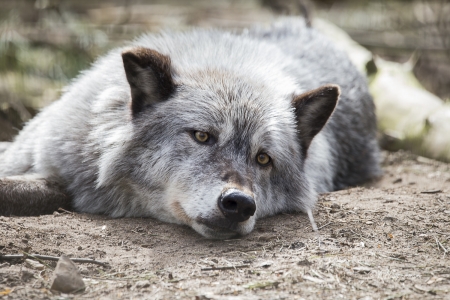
(193, 131), (209, 143)
(256, 153), (271, 166)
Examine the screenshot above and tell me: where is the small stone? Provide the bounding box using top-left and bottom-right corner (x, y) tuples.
(353, 266), (372, 274)
(24, 259), (45, 271)
(297, 259), (312, 266)
(21, 270), (35, 282)
(77, 246), (83, 250)
(289, 242), (305, 249)
(259, 261), (273, 268)
(135, 280), (151, 289)
(419, 234), (429, 240)
(330, 203), (341, 209)
(51, 255), (85, 293)
(366, 221), (373, 225)
(392, 178), (402, 184)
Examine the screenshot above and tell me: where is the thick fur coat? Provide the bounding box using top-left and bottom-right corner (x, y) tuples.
(0, 18), (381, 238)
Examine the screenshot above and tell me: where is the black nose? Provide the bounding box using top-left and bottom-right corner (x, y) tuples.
(218, 191), (256, 223)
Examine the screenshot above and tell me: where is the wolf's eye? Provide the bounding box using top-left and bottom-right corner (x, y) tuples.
(256, 153), (271, 166)
(193, 131), (210, 143)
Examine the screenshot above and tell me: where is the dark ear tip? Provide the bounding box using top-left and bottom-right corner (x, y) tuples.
(121, 51), (135, 67)
(121, 49), (139, 62)
(121, 47), (151, 65)
(121, 50), (131, 58)
(324, 84), (341, 97)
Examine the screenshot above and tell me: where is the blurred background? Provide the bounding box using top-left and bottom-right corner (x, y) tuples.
(0, 0), (449, 141)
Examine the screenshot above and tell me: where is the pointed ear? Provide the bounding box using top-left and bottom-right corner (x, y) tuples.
(292, 84), (340, 156)
(122, 47), (175, 115)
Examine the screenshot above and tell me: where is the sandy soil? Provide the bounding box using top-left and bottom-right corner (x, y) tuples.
(0, 150), (449, 300)
(1, 2), (450, 298)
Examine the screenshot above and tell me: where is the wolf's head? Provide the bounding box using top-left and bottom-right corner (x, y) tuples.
(108, 46), (339, 239)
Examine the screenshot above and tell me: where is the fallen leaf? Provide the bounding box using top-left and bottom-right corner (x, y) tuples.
(0, 288), (13, 296)
(303, 275), (325, 284)
(246, 281), (279, 289)
(426, 276), (445, 285)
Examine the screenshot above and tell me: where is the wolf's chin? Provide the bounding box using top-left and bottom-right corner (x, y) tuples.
(192, 220), (255, 239)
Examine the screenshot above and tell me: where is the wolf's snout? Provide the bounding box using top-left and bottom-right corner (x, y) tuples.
(218, 191), (256, 222)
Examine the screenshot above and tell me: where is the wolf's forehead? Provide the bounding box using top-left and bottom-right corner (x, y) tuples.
(173, 78), (298, 152)
(178, 75), (293, 123)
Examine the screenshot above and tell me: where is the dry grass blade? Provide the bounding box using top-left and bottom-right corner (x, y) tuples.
(0, 253), (110, 268)
(200, 265), (249, 271)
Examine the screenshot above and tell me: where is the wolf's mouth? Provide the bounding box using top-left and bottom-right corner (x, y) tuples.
(194, 217), (243, 239)
(196, 217), (240, 232)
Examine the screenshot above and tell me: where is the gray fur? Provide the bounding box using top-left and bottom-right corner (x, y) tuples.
(0, 18), (381, 238)
(0, 174), (71, 215)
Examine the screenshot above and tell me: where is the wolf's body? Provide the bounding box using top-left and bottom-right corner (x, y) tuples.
(0, 18), (381, 238)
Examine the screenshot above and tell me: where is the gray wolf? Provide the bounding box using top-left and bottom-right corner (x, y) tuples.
(0, 18), (381, 239)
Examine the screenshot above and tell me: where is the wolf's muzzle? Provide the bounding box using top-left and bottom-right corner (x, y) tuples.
(218, 190), (256, 222)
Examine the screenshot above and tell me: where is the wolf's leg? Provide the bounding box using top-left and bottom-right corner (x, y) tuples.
(0, 174), (71, 216)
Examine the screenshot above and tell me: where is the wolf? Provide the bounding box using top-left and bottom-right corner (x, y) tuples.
(0, 18), (381, 239)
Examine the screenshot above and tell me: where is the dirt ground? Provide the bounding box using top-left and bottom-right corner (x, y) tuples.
(1, 1), (450, 299)
(0, 150), (449, 299)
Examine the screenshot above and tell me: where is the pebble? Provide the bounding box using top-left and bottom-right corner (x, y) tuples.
(259, 261), (273, 268)
(51, 255), (85, 293)
(135, 280), (151, 289)
(24, 259), (45, 271)
(353, 266), (372, 274)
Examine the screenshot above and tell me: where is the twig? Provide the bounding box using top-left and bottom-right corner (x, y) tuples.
(420, 190), (442, 194)
(318, 222), (333, 230)
(435, 237), (448, 254)
(201, 264), (249, 271)
(0, 254), (110, 268)
(376, 253), (408, 262)
(57, 207), (75, 214)
(24, 252), (55, 270)
(436, 231), (450, 236)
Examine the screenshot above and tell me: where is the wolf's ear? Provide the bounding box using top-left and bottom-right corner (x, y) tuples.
(122, 47), (175, 115)
(292, 84), (340, 156)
